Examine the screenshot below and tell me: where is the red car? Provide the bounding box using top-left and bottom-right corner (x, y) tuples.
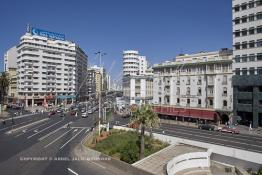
(48, 111), (56, 116)
(218, 125), (240, 134)
(70, 111), (77, 116)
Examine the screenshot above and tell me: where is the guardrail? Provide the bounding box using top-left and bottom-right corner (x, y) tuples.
(167, 152), (210, 175)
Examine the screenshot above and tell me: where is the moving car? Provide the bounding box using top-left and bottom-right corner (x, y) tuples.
(198, 124), (215, 131)
(56, 109), (63, 113)
(218, 125), (240, 134)
(60, 112), (66, 117)
(70, 111), (77, 116)
(88, 109), (93, 114)
(82, 112), (88, 118)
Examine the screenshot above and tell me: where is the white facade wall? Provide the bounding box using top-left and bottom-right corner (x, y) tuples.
(4, 46), (17, 71)
(153, 50), (233, 112)
(15, 32), (87, 106)
(232, 0), (262, 75)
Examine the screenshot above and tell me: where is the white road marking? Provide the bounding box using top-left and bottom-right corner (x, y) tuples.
(89, 161), (106, 169)
(60, 128), (84, 150)
(44, 128), (72, 148)
(0, 120), (32, 132)
(160, 125), (262, 144)
(67, 168), (79, 175)
(38, 126), (64, 141)
(27, 119), (64, 139)
(85, 128), (89, 133)
(7, 118), (49, 134)
(154, 128), (262, 149)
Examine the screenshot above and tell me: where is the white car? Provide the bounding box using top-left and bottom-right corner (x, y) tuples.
(82, 112), (88, 118)
(88, 109), (93, 114)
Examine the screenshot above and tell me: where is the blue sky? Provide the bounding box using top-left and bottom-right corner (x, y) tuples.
(0, 0), (232, 81)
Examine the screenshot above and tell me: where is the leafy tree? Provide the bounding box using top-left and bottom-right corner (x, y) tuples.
(0, 72), (10, 104)
(131, 104), (159, 159)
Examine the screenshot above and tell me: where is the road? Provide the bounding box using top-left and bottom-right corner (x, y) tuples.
(0, 111), (117, 175)
(111, 115), (262, 153)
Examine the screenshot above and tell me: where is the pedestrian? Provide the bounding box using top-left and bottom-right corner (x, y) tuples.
(2, 119), (6, 126)
(249, 122), (252, 131)
(67, 123), (70, 128)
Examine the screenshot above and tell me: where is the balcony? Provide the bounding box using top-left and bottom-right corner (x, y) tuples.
(165, 81), (170, 86)
(197, 81), (202, 85)
(208, 81), (214, 86)
(207, 93), (214, 97)
(222, 93), (227, 97)
(176, 81), (180, 85)
(186, 81), (190, 85)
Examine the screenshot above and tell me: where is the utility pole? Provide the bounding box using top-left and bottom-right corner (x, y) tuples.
(95, 51), (106, 136)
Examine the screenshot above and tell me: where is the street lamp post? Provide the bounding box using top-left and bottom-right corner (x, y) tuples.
(95, 51), (106, 136)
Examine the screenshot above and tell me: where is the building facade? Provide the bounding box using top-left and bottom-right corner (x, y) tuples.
(4, 47), (18, 102)
(86, 67), (96, 99)
(232, 0), (262, 127)
(123, 75), (153, 105)
(122, 50), (148, 76)
(15, 27), (88, 107)
(153, 49), (233, 123)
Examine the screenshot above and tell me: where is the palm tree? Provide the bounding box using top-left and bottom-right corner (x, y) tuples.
(131, 104), (159, 160)
(0, 72), (10, 104)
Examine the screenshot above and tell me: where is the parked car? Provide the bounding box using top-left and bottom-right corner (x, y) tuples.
(48, 111), (56, 116)
(88, 109), (93, 114)
(198, 124), (215, 131)
(218, 125), (240, 134)
(56, 109), (63, 113)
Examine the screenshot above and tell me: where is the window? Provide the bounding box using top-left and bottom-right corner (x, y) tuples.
(241, 3), (247, 10)
(223, 87), (228, 95)
(249, 27), (255, 35)
(257, 40), (262, 47)
(249, 67), (255, 75)
(242, 42), (247, 49)
(257, 13), (262, 20)
(249, 1), (255, 8)
(242, 29), (247, 36)
(198, 87), (202, 95)
(223, 100), (227, 107)
(249, 54), (255, 61)
(242, 68), (248, 75)
(242, 55), (248, 62)
(242, 16), (247, 23)
(187, 99), (190, 104)
(238, 99), (252, 104)
(258, 67), (262, 75)
(249, 14), (255, 21)
(209, 99), (213, 106)
(198, 99), (201, 105)
(235, 55), (241, 62)
(257, 53), (262, 61)
(235, 43), (241, 50)
(187, 87), (190, 95)
(234, 5), (240, 12)
(235, 18), (240, 24)
(257, 26), (262, 33)
(256, 0), (262, 6)
(235, 30), (240, 37)
(177, 98), (180, 104)
(249, 41), (255, 49)
(236, 68), (241, 75)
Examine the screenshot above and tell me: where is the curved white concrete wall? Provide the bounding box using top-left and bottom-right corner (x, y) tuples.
(167, 152), (210, 175)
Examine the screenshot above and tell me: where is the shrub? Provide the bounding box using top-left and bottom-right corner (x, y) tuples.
(257, 166), (262, 175)
(120, 140), (139, 164)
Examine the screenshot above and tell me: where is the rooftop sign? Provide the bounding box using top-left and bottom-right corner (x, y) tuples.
(31, 27), (65, 41)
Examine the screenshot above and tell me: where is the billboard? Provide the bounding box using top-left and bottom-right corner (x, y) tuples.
(31, 27), (65, 41)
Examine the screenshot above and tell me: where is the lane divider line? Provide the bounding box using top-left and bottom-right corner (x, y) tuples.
(44, 128), (73, 148)
(27, 118), (64, 139)
(60, 128), (84, 150)
(67, 168), (79, 175)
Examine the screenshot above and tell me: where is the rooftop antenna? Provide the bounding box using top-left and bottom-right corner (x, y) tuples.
(26, 24), (31, 33)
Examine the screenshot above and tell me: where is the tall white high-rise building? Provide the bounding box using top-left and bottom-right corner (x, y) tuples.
(14, 27), (88, 107)
(232, 0), (262, 128)
(122, 50), (148, 76)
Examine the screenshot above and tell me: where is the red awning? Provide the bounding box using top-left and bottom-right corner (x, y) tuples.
(189, 109), (202, 118)
(201, 110), (216, 120)
(179, 109), (190, 117)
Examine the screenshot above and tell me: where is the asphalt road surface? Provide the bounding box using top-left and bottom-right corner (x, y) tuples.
(0, 111), (117, 175)
(112, 115), (262, 153)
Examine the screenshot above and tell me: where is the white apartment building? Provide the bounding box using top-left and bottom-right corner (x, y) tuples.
(232, 0), (262, 127)
(123, 75), (153, 105)
(153, 49), (233, 123)
(15, 27), (88, 107)
(122, 50), (148, 76)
